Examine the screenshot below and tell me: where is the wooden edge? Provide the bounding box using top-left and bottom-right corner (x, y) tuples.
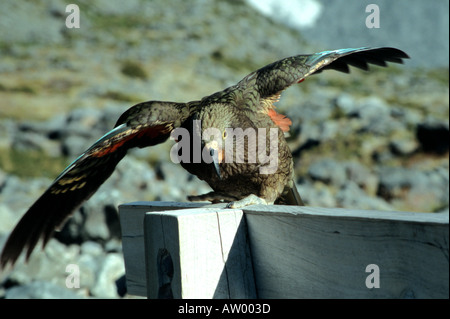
(242, 204), (449, 225)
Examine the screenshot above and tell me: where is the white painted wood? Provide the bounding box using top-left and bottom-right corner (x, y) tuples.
(243, 205), (449, 298)
(118, 201), (206, 296)
(144, 207), (256, 299)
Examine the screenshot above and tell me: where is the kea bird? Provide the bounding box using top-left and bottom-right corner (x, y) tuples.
(0, 47), (409, 269)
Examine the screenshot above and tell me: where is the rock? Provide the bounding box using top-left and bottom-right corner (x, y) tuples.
(61, 135), (90, 157)
(76, 249), (102, 292)
(416, 119), (449, 154)
(90, 253), (125, 298)
(389, 136), (419, 156)
(13, 128), (61, 157)
(292, 119), (340, 155)
(0, 119), (15, 149)
(344, 161), (379, 196)
(80, 241), (104, 256)
(336, 181), (394, 211)
(390, 106), (423, 128)
(307, 159), (380, 195)
(0, 2), (65, 45)
(377, 166), (449, 212)
(83, 206), (112, 242)
(334, 95), (406, 135)
(334, 93), (359, 117)
(56, 190), (122, 245)
(361, 95), (388, 118)
(4, 239), (80, 288)
(0, 174), (50, 213)
(5, 281), (83, 299)
(0, 203), (17, 235)
(65, 108), (103, 135)
(357, 97), (402, 135)
(153, 161), (211, 201)
(297, 180), (337, 207)
(308, 159), (347, 187)
(286, 91), (334, 124)
(306, 160), (385, 209)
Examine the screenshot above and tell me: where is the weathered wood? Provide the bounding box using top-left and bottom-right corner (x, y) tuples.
(144, 207), (256, 298)
(119, 202), (449, 299)
(243, 205), (449, 299)
(118, 201), (206, 296)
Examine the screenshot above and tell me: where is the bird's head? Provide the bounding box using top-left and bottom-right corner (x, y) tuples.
(194, 103), (236, 179)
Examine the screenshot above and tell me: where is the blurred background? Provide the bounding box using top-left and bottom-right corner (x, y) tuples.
(0, 0), (448, 298)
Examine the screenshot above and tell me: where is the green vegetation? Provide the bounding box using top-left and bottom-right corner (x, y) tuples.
(424, 67), (449, 85)
(101, 90), (140, 102)
(211, 50), (258, 73)
(0, 148), (68, 178)
(0, 82), (36, 94)
(120, 61), (148, 80)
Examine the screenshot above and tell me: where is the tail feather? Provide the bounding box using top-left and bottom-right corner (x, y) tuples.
(278, 183), (305, 206)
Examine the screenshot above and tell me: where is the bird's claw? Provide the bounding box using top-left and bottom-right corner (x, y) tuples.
(188, 192), (238, 203)
(226, 194), (269, 209)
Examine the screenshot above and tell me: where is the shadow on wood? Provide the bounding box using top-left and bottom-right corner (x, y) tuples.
(119, 202), (449, 299)
(244, 205), (449, 298)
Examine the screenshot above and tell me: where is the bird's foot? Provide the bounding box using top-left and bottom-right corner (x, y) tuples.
(226, 194), (271, 209)
(188, 192), (238, 203)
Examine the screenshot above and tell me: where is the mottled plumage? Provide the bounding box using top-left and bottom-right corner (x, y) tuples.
(0, 47), (409, 269)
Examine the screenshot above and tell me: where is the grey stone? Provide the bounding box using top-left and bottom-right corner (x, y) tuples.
(389, 137), (419, 156)
(13, 130), (61, 156)
(5, 281), (83, 299)
(377, 166), (449, 212)
(0, 1), (65, 45)
(297, 180), (337, 207)
(344, 161), (379, 196)
(308, 158), (347, 187)
(0, 119), (15, 149)
(90, 253), (125, 298)
(336, 181), (394, 211)
(334, 93), (359, 116)
(416, 118), (449, 154)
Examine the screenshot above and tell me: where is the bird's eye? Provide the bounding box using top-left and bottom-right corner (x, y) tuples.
(222, 130), (227, 139)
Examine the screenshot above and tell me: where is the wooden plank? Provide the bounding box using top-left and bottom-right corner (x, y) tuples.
(118, 201), (206, 296)
(144, 207), (256, 299)
(242, 205), (449, 299)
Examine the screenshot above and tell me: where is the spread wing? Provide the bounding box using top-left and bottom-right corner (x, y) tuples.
(0, 101), (194, 269)
(236, 47), (409, 129)
(245, 46), (409, 100)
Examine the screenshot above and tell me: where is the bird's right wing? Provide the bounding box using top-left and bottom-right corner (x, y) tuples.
(0, 101), (193, 269)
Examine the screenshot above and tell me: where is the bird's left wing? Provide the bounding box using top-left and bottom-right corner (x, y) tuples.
(0, 101), (193, 269)
(243, 46), (409, 100)
(236, 47), (409, 130)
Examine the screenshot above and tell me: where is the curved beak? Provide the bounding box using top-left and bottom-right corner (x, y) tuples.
(210, 147), (222, 180)
(205, 141), (223, 180)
